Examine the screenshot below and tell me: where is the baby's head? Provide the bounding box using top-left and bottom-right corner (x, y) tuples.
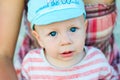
(27, 0), (87, 64)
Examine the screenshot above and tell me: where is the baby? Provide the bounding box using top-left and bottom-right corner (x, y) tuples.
(21, 0), (118, 80)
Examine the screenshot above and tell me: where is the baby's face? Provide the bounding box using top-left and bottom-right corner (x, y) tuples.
(34, 15), (87, 66)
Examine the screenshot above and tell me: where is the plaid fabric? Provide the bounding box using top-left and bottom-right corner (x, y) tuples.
(18, 34), (37, 62)
(85, 3), (120, 78)
(85, 3), (115, 18)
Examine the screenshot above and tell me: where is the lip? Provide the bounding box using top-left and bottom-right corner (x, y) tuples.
(61, 51), (74, 57)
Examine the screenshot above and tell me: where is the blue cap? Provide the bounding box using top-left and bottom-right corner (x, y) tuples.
(27, 0), (86, 30)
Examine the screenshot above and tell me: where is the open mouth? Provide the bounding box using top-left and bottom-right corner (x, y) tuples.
(61, 51), (73, 57)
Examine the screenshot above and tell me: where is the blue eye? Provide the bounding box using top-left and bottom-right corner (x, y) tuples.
(70, 27), (77, 32)
(49, 31), (57, 36)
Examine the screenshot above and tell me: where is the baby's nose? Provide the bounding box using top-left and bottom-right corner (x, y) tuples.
(60, 33), (72, 46)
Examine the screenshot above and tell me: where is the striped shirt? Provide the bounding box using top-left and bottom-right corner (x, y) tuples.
(21, 47), (118, 80)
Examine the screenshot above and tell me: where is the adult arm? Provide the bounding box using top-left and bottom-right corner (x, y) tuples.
(0, 0), (24, 80)
(84, 0), (114, 4)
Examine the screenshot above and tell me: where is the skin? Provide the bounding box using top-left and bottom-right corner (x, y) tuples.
(84, 0), (114, 5)
(32, 16), (87, 68)
(0, 0), (24, 80)
(84, 0), (115, 12)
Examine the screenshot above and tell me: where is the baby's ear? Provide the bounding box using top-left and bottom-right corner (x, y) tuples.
(32, 31), (44, 48)
(84, 20), (88, 30)
(32, 31), (39, 41)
